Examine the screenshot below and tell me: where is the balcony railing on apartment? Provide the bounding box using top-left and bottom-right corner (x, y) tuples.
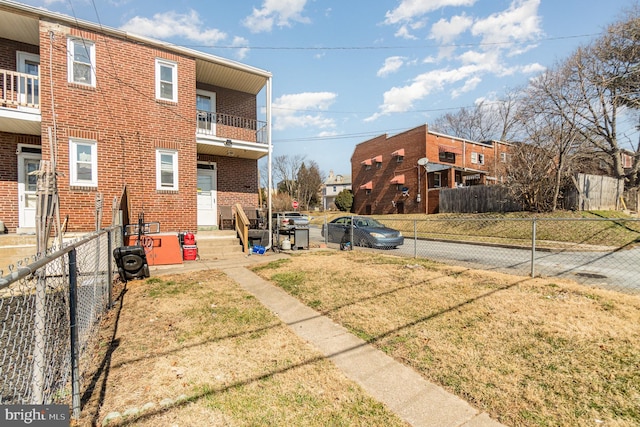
(197, 110), (267, 144)
(0, 69), (39, 109)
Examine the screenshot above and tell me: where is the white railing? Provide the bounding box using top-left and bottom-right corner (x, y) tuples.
(0, 69), (40, 108)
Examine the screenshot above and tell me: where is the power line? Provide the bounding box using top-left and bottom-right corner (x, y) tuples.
(179, 33), (602, 51)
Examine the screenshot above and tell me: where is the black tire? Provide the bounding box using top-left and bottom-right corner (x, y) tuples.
(357, 237), (370, 248)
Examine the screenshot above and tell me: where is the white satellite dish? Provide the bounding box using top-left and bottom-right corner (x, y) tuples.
(417, 157), (428, 166)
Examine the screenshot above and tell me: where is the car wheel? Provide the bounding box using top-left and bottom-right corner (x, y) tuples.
(357, 237), (370, 248)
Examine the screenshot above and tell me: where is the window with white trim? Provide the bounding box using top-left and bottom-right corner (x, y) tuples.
(155, 59), (178, 102)
(67, 38), (96, 86)
(156, 149), (178, 190)
(471, 152), (485, 165)
(434, 172), (441, 188)
(69, 139), (97, 187)
(500, 152), (507, 163)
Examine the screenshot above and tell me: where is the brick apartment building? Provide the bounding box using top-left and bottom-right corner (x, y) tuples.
(0, 0), (272, 234)
(351, 124), (511, 215)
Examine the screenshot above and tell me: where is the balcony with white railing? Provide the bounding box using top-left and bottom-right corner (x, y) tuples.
(0, 69), (41, 135)
(1, 69), (39, 109)
(196, 110), (267, 145)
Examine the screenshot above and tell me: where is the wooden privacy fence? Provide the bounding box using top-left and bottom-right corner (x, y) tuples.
(439, 185), (522, 214)
(565, 173), (625, 211)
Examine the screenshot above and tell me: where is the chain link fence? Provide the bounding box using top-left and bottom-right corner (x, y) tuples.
(0, 226), (123, 418)
(318, 216), (640, 294)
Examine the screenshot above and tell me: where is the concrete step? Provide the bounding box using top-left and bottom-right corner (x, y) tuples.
(193, 231), (246, 260)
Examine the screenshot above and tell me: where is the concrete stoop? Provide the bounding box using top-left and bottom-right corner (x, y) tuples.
(194, 230), (245, 260)
(0, 234), (37, 272)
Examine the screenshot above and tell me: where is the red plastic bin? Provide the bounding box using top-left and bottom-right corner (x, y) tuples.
(183, 245), (198, 261)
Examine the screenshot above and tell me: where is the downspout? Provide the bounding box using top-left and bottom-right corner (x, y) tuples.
(265, 76), (273, 251)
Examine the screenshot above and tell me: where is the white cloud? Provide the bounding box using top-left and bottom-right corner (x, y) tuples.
(120, 10), (226, 45)
(471, 0), (542, 48)
(384, 0), (477, 25)
(377, 56), (407, 77)
(243, 0), (310, 33)
(520, 63), (545, 74)
(451, 76), (482, 98)
(429, 14), (473, 44)
(366, 65), (488, 121)
(231, 36), (250, 60)
(367, 0), (546, 121)
(394, 25), (418, 40)
(273, 92), (337, 131)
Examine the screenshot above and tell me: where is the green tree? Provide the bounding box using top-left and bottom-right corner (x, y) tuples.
(334, 189), (353, 212)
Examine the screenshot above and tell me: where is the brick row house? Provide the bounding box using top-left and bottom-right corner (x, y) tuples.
(0, 0), (272, 234)
(351, 124), (511, 215)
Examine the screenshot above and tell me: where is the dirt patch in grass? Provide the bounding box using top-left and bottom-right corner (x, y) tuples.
(252, 250), (640, 427)
(77, 270), (408, 426)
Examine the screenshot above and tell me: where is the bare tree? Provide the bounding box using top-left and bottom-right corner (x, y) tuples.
(550, 8), (640, 187)
(272, 154), (305, 196)
(296, 161), (324, 210)
(505, 143), (557, 211)
(431, 93), (522, 142)
(516, 66), (587, 211)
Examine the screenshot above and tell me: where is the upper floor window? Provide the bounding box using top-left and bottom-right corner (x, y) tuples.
(156, 59), (178, 102)
(67, 38), (96, 86)
(439, 151), (455, 162)
(156, 149), (178, 190)
(471, 152), (485, 165)
(500, 152), (507, 163)
(69, 138), (97, 187)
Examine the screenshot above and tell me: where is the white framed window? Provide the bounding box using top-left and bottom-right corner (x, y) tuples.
(156, 149), (178, 191)
(69, 139), (97, 187)
(500, 152), (507, 163)
(434, 172), (441, 188)
(471, 152), (485, 165)
(156, 59), (178, 102)
(67, 38), (96, 86)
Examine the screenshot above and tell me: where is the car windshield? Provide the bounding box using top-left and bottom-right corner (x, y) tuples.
(355, 218), (385, 228)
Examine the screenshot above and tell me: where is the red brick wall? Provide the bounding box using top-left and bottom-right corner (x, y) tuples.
(198, 154), (259, 208)
(351, 124), (511, 215)
(0, 37), (39, 70)
(36, 21), (198, 232)
(352, 126), (427, 215)
(0, 136), (43, 234)
(200, 84), (257, 121)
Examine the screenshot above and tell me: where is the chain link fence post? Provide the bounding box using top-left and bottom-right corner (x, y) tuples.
(107, 229), (113, 309)
(531, 217), (537, 278)
(413, 219), (418, 258)
(68, 248), (80, 420)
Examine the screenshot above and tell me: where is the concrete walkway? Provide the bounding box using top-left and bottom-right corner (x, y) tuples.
(151, 253), (506, 427)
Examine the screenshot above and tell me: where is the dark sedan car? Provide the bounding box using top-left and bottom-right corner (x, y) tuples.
(321, 216), (404, 249)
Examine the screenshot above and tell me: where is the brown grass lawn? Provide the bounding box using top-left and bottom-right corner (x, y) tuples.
(78, 249), (640, 426)
(252, 251), (640, 427)
(78, 269), (408, 427)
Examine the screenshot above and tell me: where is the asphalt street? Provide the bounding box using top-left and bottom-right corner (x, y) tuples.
(308, 226), (640, 294)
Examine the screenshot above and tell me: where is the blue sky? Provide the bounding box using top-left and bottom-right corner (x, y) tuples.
(21, 0), (639, 176)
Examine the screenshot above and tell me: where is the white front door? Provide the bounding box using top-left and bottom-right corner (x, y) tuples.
(196, 90), (216, 134)
(197, 165), (217, 227)
(17, 51), (40, 108)
(18, 151), (41, 229)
